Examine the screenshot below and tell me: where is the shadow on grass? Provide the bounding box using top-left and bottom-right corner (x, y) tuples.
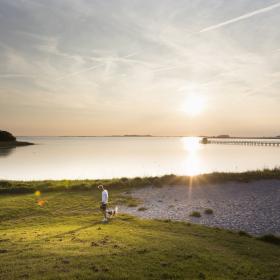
(258, 234), (280, 246)
(45, 221), (103, 240)
(44, 216), (130, 241)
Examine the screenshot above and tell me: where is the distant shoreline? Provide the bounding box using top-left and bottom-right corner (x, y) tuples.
(16, 135), (280, 139)
(0, 140), (34, 148)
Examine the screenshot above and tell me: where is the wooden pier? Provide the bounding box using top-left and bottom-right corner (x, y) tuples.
(201, 138), (280, 147)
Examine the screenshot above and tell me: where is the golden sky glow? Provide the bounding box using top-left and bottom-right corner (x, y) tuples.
(0, 1), (280, 136)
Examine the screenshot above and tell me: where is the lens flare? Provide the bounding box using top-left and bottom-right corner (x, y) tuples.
(37, 199), (46, 207)
(35, 190), (41, 196)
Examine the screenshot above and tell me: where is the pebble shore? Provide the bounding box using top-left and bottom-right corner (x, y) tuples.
(121, 179), (280, 235)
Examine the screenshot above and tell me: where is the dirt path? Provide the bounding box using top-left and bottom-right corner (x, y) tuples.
(120, 179), (280, 235)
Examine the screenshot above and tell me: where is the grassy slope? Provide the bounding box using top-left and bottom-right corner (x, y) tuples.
(1, 183), (280, 280)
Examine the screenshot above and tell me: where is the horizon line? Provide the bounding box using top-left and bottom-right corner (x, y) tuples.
(15, 135), (280, 139)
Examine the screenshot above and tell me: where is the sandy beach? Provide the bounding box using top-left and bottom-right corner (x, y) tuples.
(121, 179), (280, 235)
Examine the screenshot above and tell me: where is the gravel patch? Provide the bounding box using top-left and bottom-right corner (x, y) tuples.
(120, 180), (280, 235)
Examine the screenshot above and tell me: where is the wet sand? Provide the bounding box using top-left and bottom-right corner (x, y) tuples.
(121, 179), (280, 235)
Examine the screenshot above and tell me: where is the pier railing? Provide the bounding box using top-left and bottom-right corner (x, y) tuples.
(201, 138), (280, 147)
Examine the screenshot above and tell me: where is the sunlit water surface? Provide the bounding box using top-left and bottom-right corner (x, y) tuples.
(1, 137), (280, 180)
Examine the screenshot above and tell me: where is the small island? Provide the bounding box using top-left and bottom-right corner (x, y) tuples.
(0, 130), (34, 148)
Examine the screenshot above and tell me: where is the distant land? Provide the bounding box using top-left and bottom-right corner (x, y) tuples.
(58, 134), (153, 137)
(0, 130), (34, 148)
(13, 134), (280, 139)
(57, 135), (280, 139)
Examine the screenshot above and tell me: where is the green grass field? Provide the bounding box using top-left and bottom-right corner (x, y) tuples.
(1, 175), (280, 279)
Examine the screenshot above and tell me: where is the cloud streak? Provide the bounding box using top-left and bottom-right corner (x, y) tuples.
(0, 74), (36, 79)
(200, 2), (280, 33)
(54, 53), (139, 81)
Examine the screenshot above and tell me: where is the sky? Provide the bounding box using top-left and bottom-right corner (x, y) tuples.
(0, 0), (280, 136)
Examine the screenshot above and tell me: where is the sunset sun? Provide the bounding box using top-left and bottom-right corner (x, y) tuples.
(182, 94), (206, 117)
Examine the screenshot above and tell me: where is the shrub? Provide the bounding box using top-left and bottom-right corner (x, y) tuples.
(204, 208), (213, 215)
(190, 211), (201, 218)
(138, 207), (148, 211)
(128, 202), (138, 207)
(152, 177), (163, 187)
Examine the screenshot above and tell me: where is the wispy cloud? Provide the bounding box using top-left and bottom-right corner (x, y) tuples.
(0, 74), (36, 79)
(54, 63), (105, 82)
(200, 2), (280, 33)
(54, 53), (140, 81)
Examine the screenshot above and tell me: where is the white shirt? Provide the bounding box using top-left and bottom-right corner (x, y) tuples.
(102, 190), (108, 204)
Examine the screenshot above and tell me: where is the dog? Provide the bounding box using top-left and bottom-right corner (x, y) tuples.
(106, 206), (118, 218)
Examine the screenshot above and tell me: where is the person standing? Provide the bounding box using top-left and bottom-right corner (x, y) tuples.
(98, 185), (108, 222)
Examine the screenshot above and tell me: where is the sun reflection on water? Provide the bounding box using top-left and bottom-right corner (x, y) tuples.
(181, 137), (202, 201)
(182, 137), (202, 176)
(182, 137), (201, 153)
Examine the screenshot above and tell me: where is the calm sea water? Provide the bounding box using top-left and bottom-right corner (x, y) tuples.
(0, 137), (280, 180)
